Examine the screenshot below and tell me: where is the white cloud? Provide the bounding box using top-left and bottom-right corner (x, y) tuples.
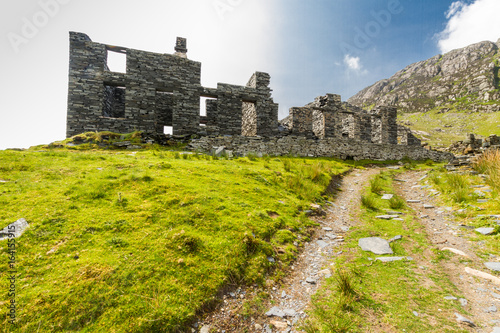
(344, 54), (367, 75)
(344, 54), (361, 70)
(445, 1), (465, 19)
(437, 0), (500, 53)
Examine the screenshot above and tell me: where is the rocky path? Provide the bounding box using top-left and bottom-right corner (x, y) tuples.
(395, 170), (500, 333)
(196, 167), (500, 332)
(196, 168), (379, 332)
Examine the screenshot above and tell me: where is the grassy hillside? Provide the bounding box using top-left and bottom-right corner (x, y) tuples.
(0, 145), (350, 332)
(399, 108), (500, 148)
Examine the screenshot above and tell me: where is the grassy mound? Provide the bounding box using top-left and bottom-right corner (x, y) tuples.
(0, 146), (349, 332)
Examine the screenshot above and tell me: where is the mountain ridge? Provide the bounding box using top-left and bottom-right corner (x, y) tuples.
(348, 39), (500, 114)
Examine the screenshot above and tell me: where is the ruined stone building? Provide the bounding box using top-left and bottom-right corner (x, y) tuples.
(66, 32), (451, 161)
(66, 32), (278, 138)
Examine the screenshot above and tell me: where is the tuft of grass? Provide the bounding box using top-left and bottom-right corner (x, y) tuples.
(369, 176), (384, 195)
(360, 195), (378, 211)
(389, 195), (406, 210)
(474, 149), (500, 190)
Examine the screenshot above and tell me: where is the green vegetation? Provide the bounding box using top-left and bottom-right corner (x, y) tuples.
(398, 104), (500, 148)
(0, 144), (350, 332)
(474, 149), (500, 191)
(425, 150), (500, 258)
(304, 170), (468, 332)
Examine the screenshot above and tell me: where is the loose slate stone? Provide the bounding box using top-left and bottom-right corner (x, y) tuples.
(266, 306), (285, 317)
(376, 215), (399, 220)
(283, 309), (297, 317)
(423, 204), (435, 209)
(485, 262), (500, 272)
(442, 247), (469, 257)
(325, 233), (337, 239)
(407, 200), (421, 203)
(376, 257), (407, 262)
(476, 227), (495, 235)
(459, 298), (468, 306)
(413, 311), (419, 317)
(454, 313), (476, 327)
(485, 306), (497, 313)
(478, 199), (490, 203)
(316, 240), (329, 248)
(388, 235), (403, 243)
(492, 327), (500, 333)
(381, 194), (394, 200)
(322, 227), (333, 232)
(200, 325), (211, 333)
(358, 237), (393, 255)
(386, 211), (403, 215)
(305, 277), (316, 284)
(444, 296), (458, 300)
(0, 218), (29, 240)
(492, 292), (500, 299)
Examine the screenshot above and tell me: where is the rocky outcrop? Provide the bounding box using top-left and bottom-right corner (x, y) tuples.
(348, 39), (500, 114)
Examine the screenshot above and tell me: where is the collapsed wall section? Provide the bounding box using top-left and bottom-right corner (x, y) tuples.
(189, 136), (453, 162)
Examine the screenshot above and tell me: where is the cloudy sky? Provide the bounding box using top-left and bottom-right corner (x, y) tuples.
(1, 0), (499, 149)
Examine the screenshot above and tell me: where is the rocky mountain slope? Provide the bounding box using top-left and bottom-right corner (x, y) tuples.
(348, 39), (500, 147)
(349, 39), (500, 114)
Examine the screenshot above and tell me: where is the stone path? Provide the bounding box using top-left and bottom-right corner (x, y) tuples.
(395, 170), (500, 333)
(197, 168), (500, 332)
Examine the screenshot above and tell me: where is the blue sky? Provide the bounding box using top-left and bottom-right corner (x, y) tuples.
(1, 0), (499, 149)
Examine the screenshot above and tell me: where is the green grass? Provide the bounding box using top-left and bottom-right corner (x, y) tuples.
(0, 147), (350, 332)
(424, 153), (500, 259)
(398, 107), (500, 148)
(474, 149), (500, 191)
(303, 170), (468, 332)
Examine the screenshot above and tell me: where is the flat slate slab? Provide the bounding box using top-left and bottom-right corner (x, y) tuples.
(485, 262), (500, 272)
(475, 227), (495, 235)
(454, 313), (475, 327)
(359, 237), (393, 255)
(265, 306), (285, 317)
(0, 218), (29, 240)
(376, 256), (412, 262)
(376, 215), (399, 220)
(381, 194), (394, 200)
(316, 240), (329, 248)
